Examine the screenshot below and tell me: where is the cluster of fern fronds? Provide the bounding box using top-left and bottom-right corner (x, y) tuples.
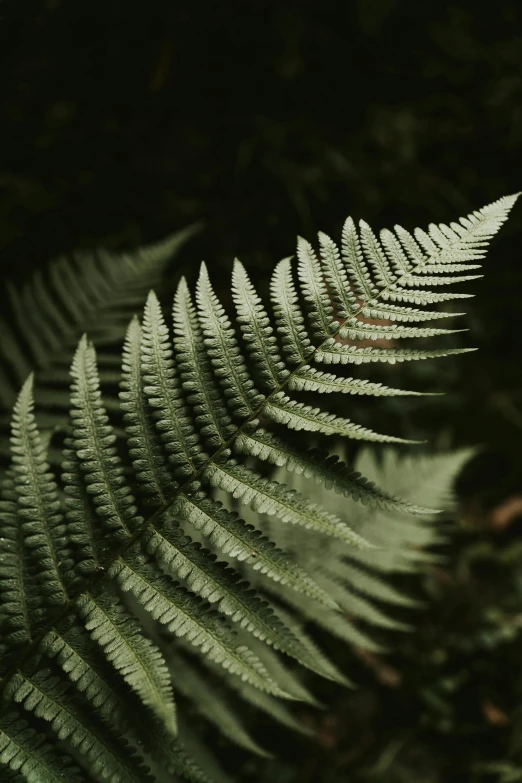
(0, 194), (517, 782)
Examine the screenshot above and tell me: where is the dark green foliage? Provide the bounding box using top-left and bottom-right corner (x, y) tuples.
(0, 227), (198, 461)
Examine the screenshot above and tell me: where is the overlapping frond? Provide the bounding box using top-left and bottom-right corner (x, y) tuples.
(0, 195), (516, 782)
(0, 226), (199, 459)
(167, 648), (271, 757)
(0, 712), (86, 783)
(233, 446), (472, 661)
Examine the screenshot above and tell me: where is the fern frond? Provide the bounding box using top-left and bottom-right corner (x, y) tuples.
(236, 632), (321, 705)
(144, 525), (320, 672)
(196, 264), (263, 417)
(173, 492), (337, 606)
(120, 316), (173, 505)
(69, 337), (142, 544)
(317, 231), (357, 318)
(0, 712), (86, 783)
(378, 288), (474, 305)
(325, 559), (422, 608)
(313, 568), (412, 631)
(341, 216), (379, 301)
(244, 446), (472, 661)
(141, 290), (204, 478)
(60, 439), (102, 581)
(0, 195), (516, 781)
(41, 624), (214, 783)
(288, 365), (437, 396)
(274, 581), (384, 653)
(270, 257), (314, 365)
(315, 340), (476, 365)
(199, 643), (317, 733)
(232, 260), (287, 390)
(4, 670), (154, 783)
(265, 392), (419, 442)
(39, 625), (130, 729)
(9, 377), (69, 613)
(173, 278), (234, 447)
(204, 458), (371, 547)
(0, 475), (32, 656)
(234, 429), (434, 513)
(76, 590), (178, 737)
(110, 551), (290, 699)
(167, 648), (271, 757)
(0, 227), (198, 451)
(269, 601), (351, 686)
(360, 302), (466, 322)
(297, 237), (338, 339)
(337, 319), (464, 340)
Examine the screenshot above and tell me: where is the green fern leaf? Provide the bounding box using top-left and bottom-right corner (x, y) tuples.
(274, 581), (384, 653)
(317, 231), (357, 318)
(0, 474), (32, 656)
(204, 457), (371, 547)
(341, 216), (378, 301)
(173, 278), (234, 447)
(269, 601), (351, 686)
(325, 559), (422, 608)
(360, 302), (466, 322)
(141, 291), (204, 478)
(196, 264), (263, 417)
(173, 492), (337, 606)
(0, 712), (86, 783)
(0, 227), (198, 448)
(380, 288), (475, 304)
(76, 590), (178, 737)
(234, 429), (434, 513)
(288, 365), (436, 395)
(110, 551), (291, 699)
(297, 236), (338, 339)
(4, 670), (154, 783)
(270, 257), (315, 365)
(39, 625), (131, 729)
(0, 194), (516, 782)
(337, 319), (464, 340)
(265, 392), (418, 442)
(143, 525), (316, 668)
(167, 648), (271, 757)
(9, 377), (69, 613)
(315, 340), (476, 365)
(232, 260), (288, 390)
(120, 316), (173, 505)
(252, 446), (472, 659)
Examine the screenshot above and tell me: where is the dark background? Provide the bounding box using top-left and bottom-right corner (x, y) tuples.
(2, 1), (522, 780)
(2, 0), (522, 449)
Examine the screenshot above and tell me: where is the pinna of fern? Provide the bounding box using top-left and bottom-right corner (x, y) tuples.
(0, 193), (518, 782)
(240, 445), (473, 660)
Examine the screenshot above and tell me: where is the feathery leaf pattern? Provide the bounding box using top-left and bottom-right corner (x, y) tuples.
(0, 195), (517, 781)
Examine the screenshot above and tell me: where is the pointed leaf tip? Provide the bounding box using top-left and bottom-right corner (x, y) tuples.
(146, 289), (160, 306)
(21, 372), (35, 393)
(176, 275), (189, 294)
(232, 257), (247, 278)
